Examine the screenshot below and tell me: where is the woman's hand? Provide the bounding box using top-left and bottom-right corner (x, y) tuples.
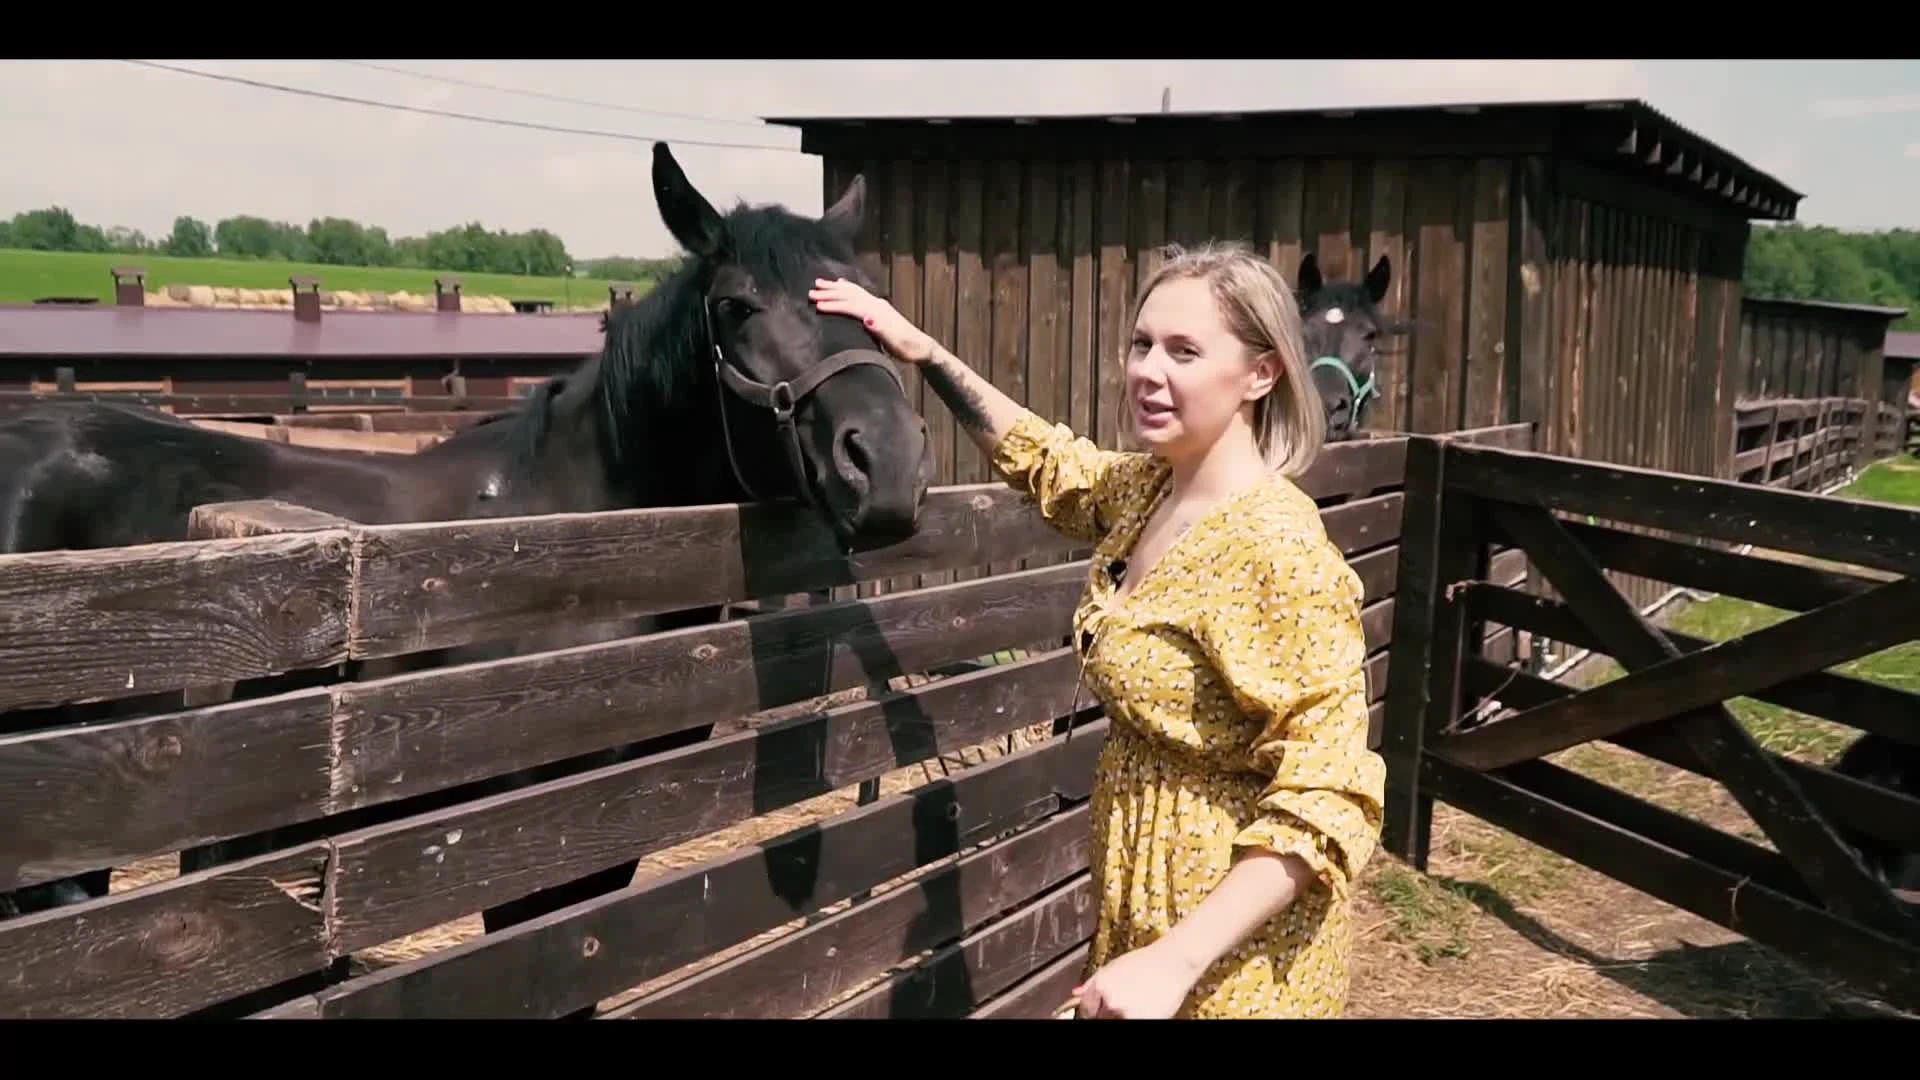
(810, 277), (937, 364)
(1068, 941), (1203, 1019)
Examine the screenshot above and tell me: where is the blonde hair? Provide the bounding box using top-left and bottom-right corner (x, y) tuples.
(1129, 240), (1325, 477)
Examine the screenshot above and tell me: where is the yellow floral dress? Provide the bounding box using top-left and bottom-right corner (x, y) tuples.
(988, 411), (1386, 1019)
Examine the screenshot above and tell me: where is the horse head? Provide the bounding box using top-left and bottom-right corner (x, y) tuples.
(602, 143), (934, 549)
(1297, 252), (1404, 441)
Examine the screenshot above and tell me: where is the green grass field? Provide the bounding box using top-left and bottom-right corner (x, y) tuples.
(0, 248), (640, 307)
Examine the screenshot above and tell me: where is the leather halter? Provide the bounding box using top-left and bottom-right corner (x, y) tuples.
(702, 299), (906, 512)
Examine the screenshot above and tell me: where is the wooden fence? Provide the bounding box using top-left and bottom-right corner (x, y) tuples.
(1379, 434), (1920, 1014)
(1731, 396), (1906, 492)
(0, 420), (1529, 1019)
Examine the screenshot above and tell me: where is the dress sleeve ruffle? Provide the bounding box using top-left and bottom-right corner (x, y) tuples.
(1197, 527), (1386, 902)
(988, 409), (1148, 545)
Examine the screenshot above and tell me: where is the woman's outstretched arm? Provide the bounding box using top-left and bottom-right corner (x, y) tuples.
(812, 276), (1146, 544)
(809, 277), (1024, 461)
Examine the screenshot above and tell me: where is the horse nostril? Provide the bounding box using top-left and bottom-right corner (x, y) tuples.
(838, 427), (872, 479)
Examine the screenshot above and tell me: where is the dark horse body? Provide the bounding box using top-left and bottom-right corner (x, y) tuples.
(0, 143), (935, 971)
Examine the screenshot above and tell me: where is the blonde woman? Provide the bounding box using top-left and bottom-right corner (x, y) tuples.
(809, 241), (1384, 1020)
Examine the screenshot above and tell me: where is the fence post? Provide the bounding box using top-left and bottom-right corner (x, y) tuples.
(1378, 436), (1445, 869)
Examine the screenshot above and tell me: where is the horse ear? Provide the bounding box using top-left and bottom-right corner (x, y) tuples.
(1297, 252), (1322, 295)
(821, 173), (866, 242)
(652, 142), (725, 258)
(1364, 255), (1391, 305)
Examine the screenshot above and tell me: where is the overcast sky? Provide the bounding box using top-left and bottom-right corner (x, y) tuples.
(3, 59), (1915, 261)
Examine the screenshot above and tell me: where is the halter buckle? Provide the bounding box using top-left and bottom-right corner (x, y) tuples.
(768, 381), (797, 420)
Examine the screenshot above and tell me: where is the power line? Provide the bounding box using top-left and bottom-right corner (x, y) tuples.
(116, 59), (807, 155)
(333, 59), (770, 131)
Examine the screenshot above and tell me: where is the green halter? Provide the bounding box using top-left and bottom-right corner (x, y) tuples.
(1311, 355), (1376, 416)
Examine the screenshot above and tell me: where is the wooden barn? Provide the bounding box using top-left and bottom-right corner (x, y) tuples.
(1737, 295), (1907, 403)
(765, 98), (1802, 487)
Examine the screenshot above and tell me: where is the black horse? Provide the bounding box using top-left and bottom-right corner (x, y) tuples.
(0, 142), (936, 944)
(1297, 252), (1404, 441)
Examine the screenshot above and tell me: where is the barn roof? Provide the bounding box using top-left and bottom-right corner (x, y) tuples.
(0, 303), (605, 360)
(1742, 295), (1911, 321)
(764, 97), (1802, 222)
(1886, 330), (1920, 361)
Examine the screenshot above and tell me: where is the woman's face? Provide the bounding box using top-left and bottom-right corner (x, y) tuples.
(1125, 276), (1275, 465)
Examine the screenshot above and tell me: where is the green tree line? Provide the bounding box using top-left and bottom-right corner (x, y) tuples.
(0, 205), (678, 282)
(1744, 223), (1919, 330)
(6, 205), (1915, 327)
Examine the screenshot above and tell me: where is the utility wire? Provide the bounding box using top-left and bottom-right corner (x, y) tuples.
(333, 59), (770, 131)
(116, 59), (807, 155)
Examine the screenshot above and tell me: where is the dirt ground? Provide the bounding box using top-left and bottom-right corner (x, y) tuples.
(1342, 530), (1918, 1021)
(1344, 776), (1911, 1020)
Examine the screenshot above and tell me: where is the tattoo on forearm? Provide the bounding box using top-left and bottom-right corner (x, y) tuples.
(924, 355), (994, 433)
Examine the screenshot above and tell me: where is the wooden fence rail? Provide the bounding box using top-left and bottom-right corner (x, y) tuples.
(1381, 434), (1920, 1014)
(1730, 395), (1898, 492)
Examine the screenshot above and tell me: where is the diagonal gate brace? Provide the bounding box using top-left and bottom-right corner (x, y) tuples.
(1443, 564), (1920, 769)
(1436, 502), (1918, 941)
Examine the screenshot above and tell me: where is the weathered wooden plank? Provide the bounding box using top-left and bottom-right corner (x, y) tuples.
(1364, 157), (1413, 433)
(1441, 441), (1920, 578)
(951, 159), (991, 494)
(324, 647), (1089, 953)
(267, 723), (1108, 1019)
(1377, 434), (1455, 868)
(1407, 158), (1468, 433)
(820, 872), (1097, 1019)
(0, 530), (352, 711)
(1257, 158), (1306, 305)
(0, 843), (331, 1018)
(1517, 517), (1883, 613)
(0, 688), (332, 889)
(1093, 158), (1132, 452)
(1304, 157), (1357, 282)
(345, 484), (1083, 659)
(1443, 572), (1920, 764)
(1463, 157), (1511, 429)
(882, 156), (925, 593)
(1165, 156), (1212, 249)
(1463, 657), (1920, 854)
(1064, 159), (1096, 448)
(1296, 435), (1408, 503)
(969, 940), (1091, 1019)
(616, 802), (1091, 1018)
(1468, 583), (1920, 750)
(1130, 158), (1168, 296)
(1511, 156), (1552, 445)
(1320, 491), (1404, 557)
(333, 559), (1091, 814)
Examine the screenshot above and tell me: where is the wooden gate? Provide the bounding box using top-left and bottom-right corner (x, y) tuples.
(1379, 434), (1920, 1013)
